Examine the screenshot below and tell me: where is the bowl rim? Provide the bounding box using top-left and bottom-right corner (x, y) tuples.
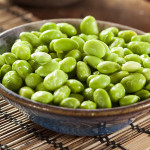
(0, 18), (150, 118)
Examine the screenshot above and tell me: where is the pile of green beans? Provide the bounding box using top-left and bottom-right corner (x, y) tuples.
(1, 16), (150, 109)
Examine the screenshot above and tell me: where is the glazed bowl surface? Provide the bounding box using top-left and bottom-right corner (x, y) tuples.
(0, 19), (150, 136)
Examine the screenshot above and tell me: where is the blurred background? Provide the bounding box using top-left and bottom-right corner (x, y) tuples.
(0, 0), (150, 32)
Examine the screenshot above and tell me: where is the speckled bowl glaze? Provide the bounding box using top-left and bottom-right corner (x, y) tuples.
(0, 19), (150, 136)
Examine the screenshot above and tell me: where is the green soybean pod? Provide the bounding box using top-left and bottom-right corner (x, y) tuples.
(109, 71), (129, 84)
(119, 95), (139, 106)
(142, 58), (150, 68)
(11, 41), (31, 60)
(103, 53), (118, 62)
(83, 56), (103, 69)
(97, 61), (121, 74)
(110, 47), (124, 57)
(31, 52), (52, 65)
(57, 23), (77, 37)
(40, 29), (63, 44)
(59, 57), (76, 73)
(31, 91), (53, 104)
(94, 88), (112, 108)
(118, 30), (137, 43)
(36, 82), (48, 91)
(135, 89), (150, 100)
(70, 94), (84, 103)
(60, 97), (80, 109)
(2, 53), (17, 65)
(35, 45), (49, 53)
(44, 70), (68, 91)
(2, 71), (23, 92)
(80, 16), (99, 35)
(122, 61), (141, 72)
(35, 60), (59, 77)
(20, 32), (40, 47)
(0, 55), (5, 68)
(99, 30), (114, 45)
(19, 86), (34, 99)
(83, 40), (106, 58)
(125, 54), (142, 64)
(81, 100), (96, 109)
(53, 85), (71, 105)
(65, 49), (82, 61)
(25, 73), (43, 89)
(127, 41), (150, 55)
(12, 60), (32, 79)
(54, 38), (79, 53)
(76, 61), (91, 81)
(82, 88), (94, 101)
(1, 64), (12, 78)
(31, 31), (41, 38)
(131, 34), (150, 43)
(40, 22), (59, 32)
(71, 36), (85, 52)
(89, 74), (110, 90)
(121, 73), (146, 93)
(109, 37), (125, 49)
(109, 83), (125, 103)
(123, 48), (133, 56)
(66, 79), (84, 93)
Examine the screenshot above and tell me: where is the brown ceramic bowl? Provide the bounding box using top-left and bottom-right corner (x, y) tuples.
(9, 0), (80, 7)
(0, 19), (150, 136)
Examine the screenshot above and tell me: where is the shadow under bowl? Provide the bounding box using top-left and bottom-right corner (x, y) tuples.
(0, 19), (150, 136)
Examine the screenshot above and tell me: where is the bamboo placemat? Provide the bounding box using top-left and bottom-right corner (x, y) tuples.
(0, 3), (150, 150)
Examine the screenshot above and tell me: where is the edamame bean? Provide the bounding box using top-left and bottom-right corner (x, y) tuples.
(59, 57), (76, 73)
(109, 37), (125, 49)
(31, 31), (41, 37)
(35, 60), (59, 77)
(121, 73), (146, 93)
(31, 52), (52, 65)
(109, 83), (125, 103)
(44, 70), (68, 91)
(19, 86), (34, 99)
(110, 47), (124, 57)
(12, 60), (32, 79)
(119, 95), (139, 106)
(118, 30), (137, 43)
(89, 75), (110, 90)
(87, 75), (98, 85)
(140, 54), (149, 60)
(82, 88), (94, 101)
(94, 88), (112, 108)
(1, 64), (12, 78)
(109, 71), (129, 84)
(139, 68), (150, 82)
(142, 58), (150, 68)
(2, 53), (17, 65)
(131, 34), (150, 43)
(66, 79), (84, 93)
(122, 61), (141, 72)
(106, 27), (119, 36)
(0, 55), (5, 68)
(28, 59), (40, 71)
(83, 40), (106, 58)
(35, 45), (49, 53)
(81, 100), (96, 109)
(103, 53), (118, 62)
(125, 54), (142, 64)
(57, 23), (77, 37)
(135, 89), (150, 100)
(40, 22), (59, 32)
(127, 41), (150, 55)
(36, 82), (48, 91)
(2, 71), (23, 92)
(70, 94), (84, 103)
(76, 61), (91, 81)
(31, 91), (53, 104)
(92, 71), (100, 75)
(25, 73), (43, 89)
(117, 57), (126, 65)
(123, 48), (133, 56)
(53, 85), (71, 105)
(40, 29), (63, 44)
(20, 32), (40, 47)
(54, 38), (79, 53)
(83, 56), (103, 69)
(65, 49), (82, 61)
(80, 16), (99, 35)
(60, 97), (80, 108)
(105, 83), (114, 92)
(97, 61), (121, 74)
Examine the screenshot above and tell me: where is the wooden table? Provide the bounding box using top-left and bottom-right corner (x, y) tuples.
(11, 0), (150, 32)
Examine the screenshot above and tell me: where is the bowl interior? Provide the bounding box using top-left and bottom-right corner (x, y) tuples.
(0, 18), (150, 118)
